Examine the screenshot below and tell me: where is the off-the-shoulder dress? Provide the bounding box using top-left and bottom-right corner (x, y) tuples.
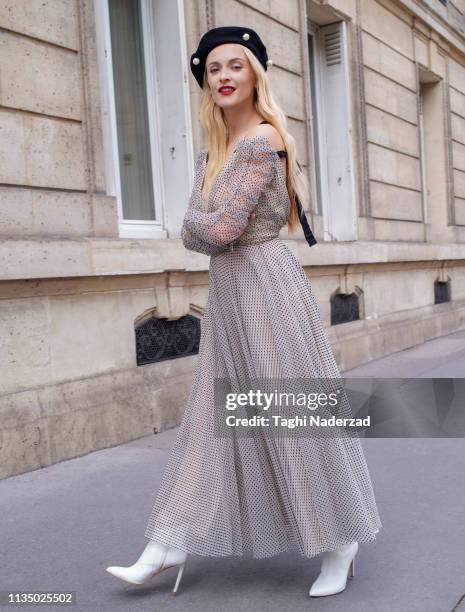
(144, 126), (382, 559)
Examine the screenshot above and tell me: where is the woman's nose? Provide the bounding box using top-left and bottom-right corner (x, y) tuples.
(219, 69), (231, 81)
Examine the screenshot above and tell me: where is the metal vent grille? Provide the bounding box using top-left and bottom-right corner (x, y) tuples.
(330, 293), (360, 325)
(324, 29), (342, 67)
(135, 314), (200, 365)
(434, 280), (450, 304)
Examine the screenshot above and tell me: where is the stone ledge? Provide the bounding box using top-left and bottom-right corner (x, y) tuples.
(0, 357), (198, 480)
(1, 237), (465, 281)
(332, 298), (465, 371)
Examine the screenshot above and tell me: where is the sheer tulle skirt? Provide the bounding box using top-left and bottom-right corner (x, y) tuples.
(144, 238), (382, 558)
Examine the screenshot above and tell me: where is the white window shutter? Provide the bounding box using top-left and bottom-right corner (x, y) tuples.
(318, 21), (357, 242)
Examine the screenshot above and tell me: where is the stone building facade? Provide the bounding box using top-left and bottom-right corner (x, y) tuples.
(1, 0), (464, 479)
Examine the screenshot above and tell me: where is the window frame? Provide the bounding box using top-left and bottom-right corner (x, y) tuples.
(306, 19), (357, 243)
(307, 21), (327, 219)
(93, 0), (168, 239)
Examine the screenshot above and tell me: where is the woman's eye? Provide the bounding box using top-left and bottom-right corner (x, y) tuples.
(210, 65), (242, 73)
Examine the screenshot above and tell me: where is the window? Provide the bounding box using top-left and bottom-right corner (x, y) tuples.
(307, 21), (357, 242)
(418, 85), (428, 226)
(94, 0), (194, 239)
(108, 0), (156, 223)
(417, 66), (444, 233)
(307, 29), (324, 217)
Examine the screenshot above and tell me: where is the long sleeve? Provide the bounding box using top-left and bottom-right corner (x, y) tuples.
(180, 149), (227, 255)
(180, 149), (223, 256)
(181, 223), (226, 256)
(182, 138), (276, 249)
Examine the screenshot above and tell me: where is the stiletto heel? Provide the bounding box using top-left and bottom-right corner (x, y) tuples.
(350, 557), (355, 578)
(171, 561), (186, 595)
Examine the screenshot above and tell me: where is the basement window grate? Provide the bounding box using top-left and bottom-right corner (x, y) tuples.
(135, 314), (200, 365)
(330, 293), (360, 325)
(434, 280), (450, 304)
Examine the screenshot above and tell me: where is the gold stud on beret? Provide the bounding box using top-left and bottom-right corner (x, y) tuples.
(192, 57), (200, 65)
(242, 32), (250, 41)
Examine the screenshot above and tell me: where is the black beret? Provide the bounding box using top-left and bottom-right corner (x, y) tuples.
(190, 26), (271, 89)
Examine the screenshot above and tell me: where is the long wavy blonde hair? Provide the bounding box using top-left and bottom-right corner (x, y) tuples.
(199, 45), (309, 233)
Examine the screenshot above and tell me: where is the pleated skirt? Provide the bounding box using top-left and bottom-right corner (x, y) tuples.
(144, 237), (382, 558)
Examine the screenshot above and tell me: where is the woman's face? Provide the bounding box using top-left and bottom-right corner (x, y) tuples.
(205, 44), (255, 109)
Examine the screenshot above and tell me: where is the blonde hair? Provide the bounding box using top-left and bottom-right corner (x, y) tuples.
(199, 45), (309, 233)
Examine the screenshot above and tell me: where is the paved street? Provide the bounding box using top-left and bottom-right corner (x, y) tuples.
(1, 330), (465, 611)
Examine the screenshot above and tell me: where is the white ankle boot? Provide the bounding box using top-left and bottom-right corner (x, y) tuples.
(309, 541), (358, 597)
(106, 541), (188, 594)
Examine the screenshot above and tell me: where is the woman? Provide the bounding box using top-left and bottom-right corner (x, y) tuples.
(106, 26), (382, 598)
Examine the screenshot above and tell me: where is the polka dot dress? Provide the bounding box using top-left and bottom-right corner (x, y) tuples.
(144, 137), (382, 558)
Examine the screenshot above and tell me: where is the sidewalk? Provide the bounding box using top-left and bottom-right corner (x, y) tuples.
(1, 331), (465, 611)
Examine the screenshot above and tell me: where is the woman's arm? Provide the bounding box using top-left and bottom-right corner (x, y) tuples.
(182, 139), (275, 248)
(180, 149), (228, 256)
(181, 223), (227, 256)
